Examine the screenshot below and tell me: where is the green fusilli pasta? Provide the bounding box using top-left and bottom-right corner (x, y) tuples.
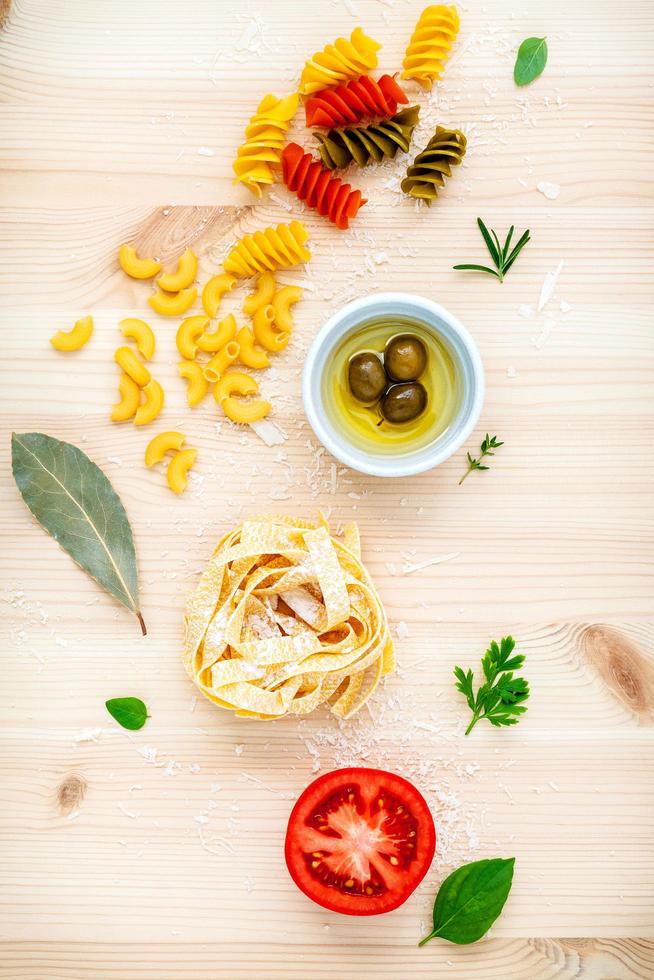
(400, 125), (466, 204)
(314, 106), (420, 170)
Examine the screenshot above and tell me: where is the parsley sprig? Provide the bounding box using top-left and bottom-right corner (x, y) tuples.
(459, 433), (503, 485)
(454, 636), (529, 736)
(454, 218), (530, 282)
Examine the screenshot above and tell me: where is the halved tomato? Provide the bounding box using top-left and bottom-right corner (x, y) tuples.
(284, 767), (436, 916)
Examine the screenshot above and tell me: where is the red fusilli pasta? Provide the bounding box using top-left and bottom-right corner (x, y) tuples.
(304, 74), (408, 128)
(281, 143), (367, 230)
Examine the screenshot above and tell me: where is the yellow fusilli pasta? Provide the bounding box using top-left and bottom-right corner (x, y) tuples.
(401, 5), (460, 90)
(223, 221), (310, 278)
(232, 93), (299, 198)
(299, 27), (381, 95)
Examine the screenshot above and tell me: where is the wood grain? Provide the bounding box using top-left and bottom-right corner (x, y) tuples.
(1, 0), (653, 977)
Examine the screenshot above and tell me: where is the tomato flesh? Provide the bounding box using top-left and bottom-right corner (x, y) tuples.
(285, 767), (436, 915)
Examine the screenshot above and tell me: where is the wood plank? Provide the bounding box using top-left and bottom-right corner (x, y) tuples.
(1, 0), (653, 974)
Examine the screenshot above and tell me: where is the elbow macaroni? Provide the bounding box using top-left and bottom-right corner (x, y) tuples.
(114, 346), (151, 387)
(145, 430), (186, 467)
(204, 341), (240, 382)
(196, 313), (237, 354)
(223, 396), (271, 424)
(119, 318), (155, 360)
(111, 373), (141, 422)
(242, 272), (276, 315)
(214, 371), (271, 424)
(119, 244), (161, 280)
(253, 305), (289, 352)
(176, 315), (210, 360)
(148, 286), (197, 317)
(236, 326), (270, 370)
(202, 273), (236, 318)
(167, 448), (197, 495)
(134, 379), (164, 426)
(271, 285), (302, 332)
(157, 248), (198, 292)
(179, 360), (209, 407)
(214, 371), (259, 404)
(50, 316), (93, 352)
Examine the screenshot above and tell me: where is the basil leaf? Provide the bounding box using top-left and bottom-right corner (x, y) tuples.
(11, 432), (146, 634)
(514, 37), (547, 86)
(106, 697), (148, 730)
(419, 858), (515, 946)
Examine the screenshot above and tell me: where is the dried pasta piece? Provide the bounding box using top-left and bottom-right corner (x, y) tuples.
(223, 221), (311, 278)
(176, 315), (210, 360)
(252, 305), (289, 352)
(204, 341), (240, 382)
(197, 313), (237, 354)
(111, 373), (140, 422)
(401, 5), (460, 90)
(157, 248), (198, 292)
(145, 431), (186, 467)
(315, 106), (420, 170)
(182, 516), (394, 720)
(148, 286), (197, 317)
(242, 273), (276, 316)
(281, 143), (366, 230)
(114, 346), (150, 387)
(236, 326), (270, 370)
(119, 318), (155, 360)
(167, 448), (197, 495)
(134, 379), (164, 426)
(118, 245), (160, 280)
(305, 74), (408, 128)
(271, 285), (302, 332)
(50, 316), (93, 352)
(179, 360), (209, 407)
(299, 27), (381, 96)
(233, 93), (299, 198)
(401, 125), (466, 204)
(202, 273), (236, 318)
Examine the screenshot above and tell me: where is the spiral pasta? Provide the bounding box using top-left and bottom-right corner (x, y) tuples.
(182, 515), (395, 720)
(401, 125), (466, 204)
(401, 5), (460, 90)
(305, 74), (408, 128)
(232, 92), (299, 198)
(299, 27), (381, 95)
(223, 221), (311, 277)
(281, 143), (366, 230)
(315, 106), (420, 170)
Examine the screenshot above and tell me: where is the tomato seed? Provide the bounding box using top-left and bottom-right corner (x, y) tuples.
(345, 879), (354, 888)
(389, 855), (399, 866)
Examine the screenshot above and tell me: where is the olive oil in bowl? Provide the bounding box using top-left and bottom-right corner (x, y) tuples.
(324, 316), (461, 456)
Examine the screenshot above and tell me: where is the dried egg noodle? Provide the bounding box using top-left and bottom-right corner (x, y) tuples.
(183, 515), (395, 719)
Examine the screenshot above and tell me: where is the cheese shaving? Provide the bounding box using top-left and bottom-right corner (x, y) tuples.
(183, 516), (394, 720)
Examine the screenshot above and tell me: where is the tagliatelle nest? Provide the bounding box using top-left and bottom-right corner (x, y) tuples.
(183, 515), (395, 720)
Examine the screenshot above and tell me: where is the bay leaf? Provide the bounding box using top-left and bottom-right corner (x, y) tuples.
(11, 432), (146, 634)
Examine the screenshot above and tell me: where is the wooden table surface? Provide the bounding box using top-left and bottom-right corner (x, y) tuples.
(1, 1), (653, 977)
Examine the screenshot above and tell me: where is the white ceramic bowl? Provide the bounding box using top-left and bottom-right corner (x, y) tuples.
(302, 292), (484, 478)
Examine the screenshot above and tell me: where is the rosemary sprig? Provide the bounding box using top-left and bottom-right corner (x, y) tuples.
(454, 218), (530, 282)
(459, 433), (503, 485)
(454, 636), (529, 736)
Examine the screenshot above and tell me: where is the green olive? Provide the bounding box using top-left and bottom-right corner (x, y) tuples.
(381, 382), (427, 424)
(348, 351), (387, 404)
(385, 334), (427, 382)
